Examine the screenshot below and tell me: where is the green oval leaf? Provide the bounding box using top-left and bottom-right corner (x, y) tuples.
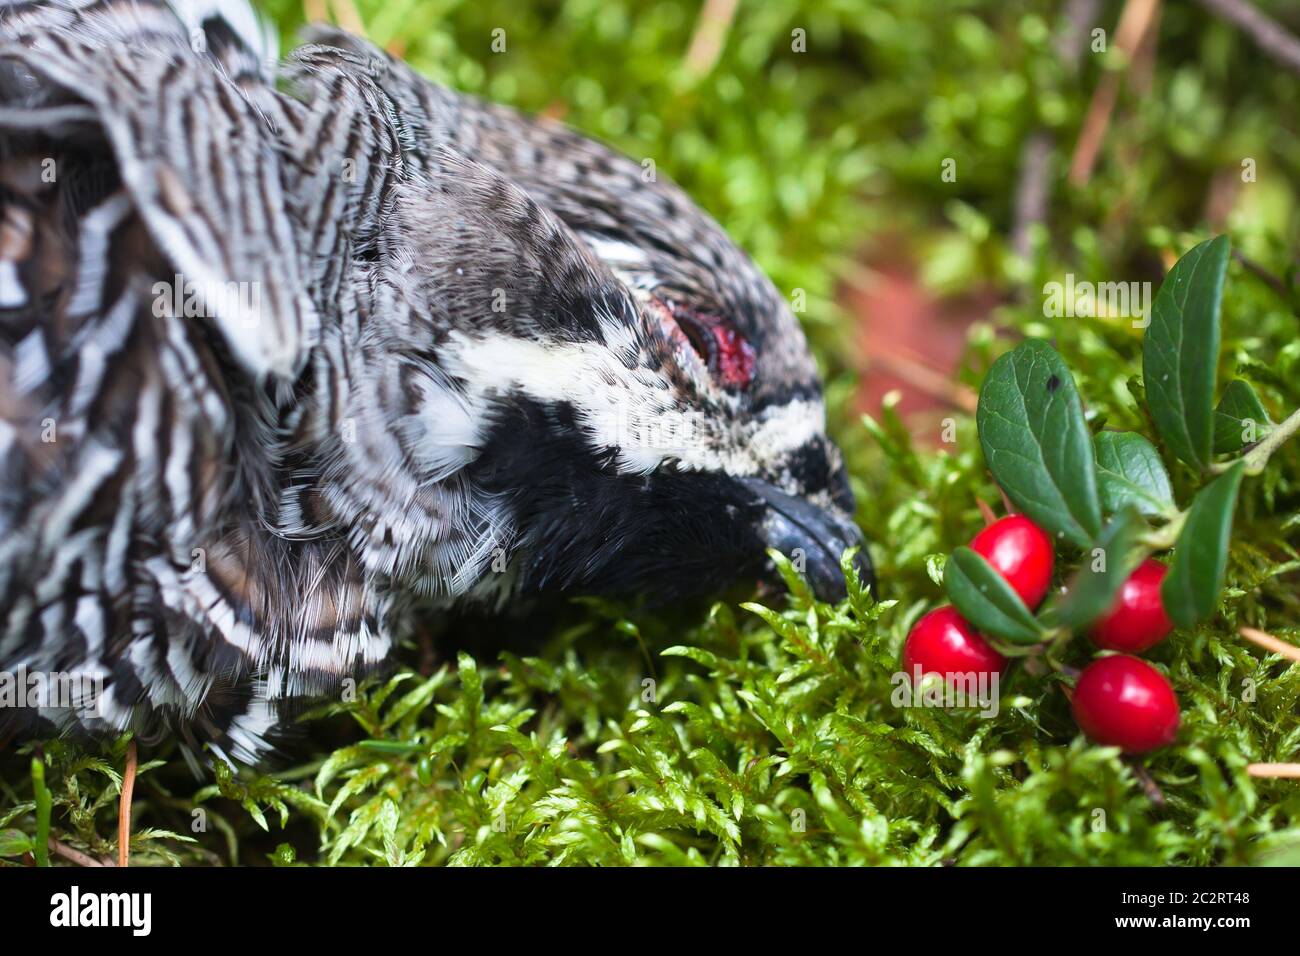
(945, 546), (1047, 645)
(1055, 507), (1146, 631)
(1142, 235), (1230, 471)
(1213, 379), (1271, 454)
(1093, 431), (1175, 518)
(977, 339), (1102, 548)
(1162, 461), (1245, 628)
(0, 828), (33, 858)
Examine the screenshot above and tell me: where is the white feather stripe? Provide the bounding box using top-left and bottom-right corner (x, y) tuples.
(66, 192), (132, 319)
(441, 330), (825, 477)
(0, 260), (26, 308)
(166, 634), (215, 708)
(37, 443), (122, 551)
(148, 557), (392, 677)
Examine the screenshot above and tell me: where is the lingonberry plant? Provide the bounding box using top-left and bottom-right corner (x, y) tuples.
(969, 515), (1054, 609)
(1072, 655), (1181, 754)
(1089, 559), (1174, 654)
(902, 605), (1006, 685)
(940, 235), (1300, 755)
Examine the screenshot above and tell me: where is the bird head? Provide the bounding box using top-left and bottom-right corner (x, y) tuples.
(353, 145), (871, 605)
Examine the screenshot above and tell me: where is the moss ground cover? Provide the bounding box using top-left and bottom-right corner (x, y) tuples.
(2, 0), (1298, 866)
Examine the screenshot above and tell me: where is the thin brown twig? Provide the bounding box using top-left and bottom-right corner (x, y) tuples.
(1247, 763), (1300, 778)
(1057, 0), (1104, 66)
(1068, 0), (1163, 186)
(329, 0), (366, 36)
(1010, 132), (1054, 263)
(118, 738), (137, 869)
(1233, 251), (1293, 303)
(1239, 627), (1300, 663)
(683, 0), (739, 79)
(1195, 0), (1300, 76)
(995, 483), (1016, 516)
(49, 838), (110, 867)
(866, 349), (978, 413)
(1011, 0), (1100, 263)
(417, 622), (436, 677)
(1127, 0), (1163, 93)
(1127, 758), (1167, 806)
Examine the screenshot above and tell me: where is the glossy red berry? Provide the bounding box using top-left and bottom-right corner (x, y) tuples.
(903, 605), (1006, 684)
(970, 514), (1055, 608)
(1089, 559), (1174, 653)
(1072, 655), (1180, 754)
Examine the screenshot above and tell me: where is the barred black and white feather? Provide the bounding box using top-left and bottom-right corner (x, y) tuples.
(0, 0), (870, 764)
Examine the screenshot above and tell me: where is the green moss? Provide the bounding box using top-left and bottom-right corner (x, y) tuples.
(3, 0), (1299, 866)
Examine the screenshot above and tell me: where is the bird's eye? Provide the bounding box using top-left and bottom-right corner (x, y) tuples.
(652, 297), (756, 390)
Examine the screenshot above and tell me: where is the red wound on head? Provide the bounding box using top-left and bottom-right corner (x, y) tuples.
(708, 322), (757, 388)
(653, 296), (756, 390)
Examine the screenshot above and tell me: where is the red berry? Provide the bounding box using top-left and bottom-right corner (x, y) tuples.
(1090, 559), (1174, 653)
(903, 606), (1006, 685)
(970, 515), (1055, 608)
(1072, 655), (1180, 754)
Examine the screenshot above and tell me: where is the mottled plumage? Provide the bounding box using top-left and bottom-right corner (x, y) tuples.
(0, 0), (870, 763)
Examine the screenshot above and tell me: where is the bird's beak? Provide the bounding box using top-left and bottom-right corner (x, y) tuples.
(740, 478), (875, 602)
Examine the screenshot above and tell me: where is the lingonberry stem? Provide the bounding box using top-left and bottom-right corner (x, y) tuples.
(1139, 408), (1300, 549)
(1212, 404), (1300, 476)
(1140, 509), (1187, 551)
